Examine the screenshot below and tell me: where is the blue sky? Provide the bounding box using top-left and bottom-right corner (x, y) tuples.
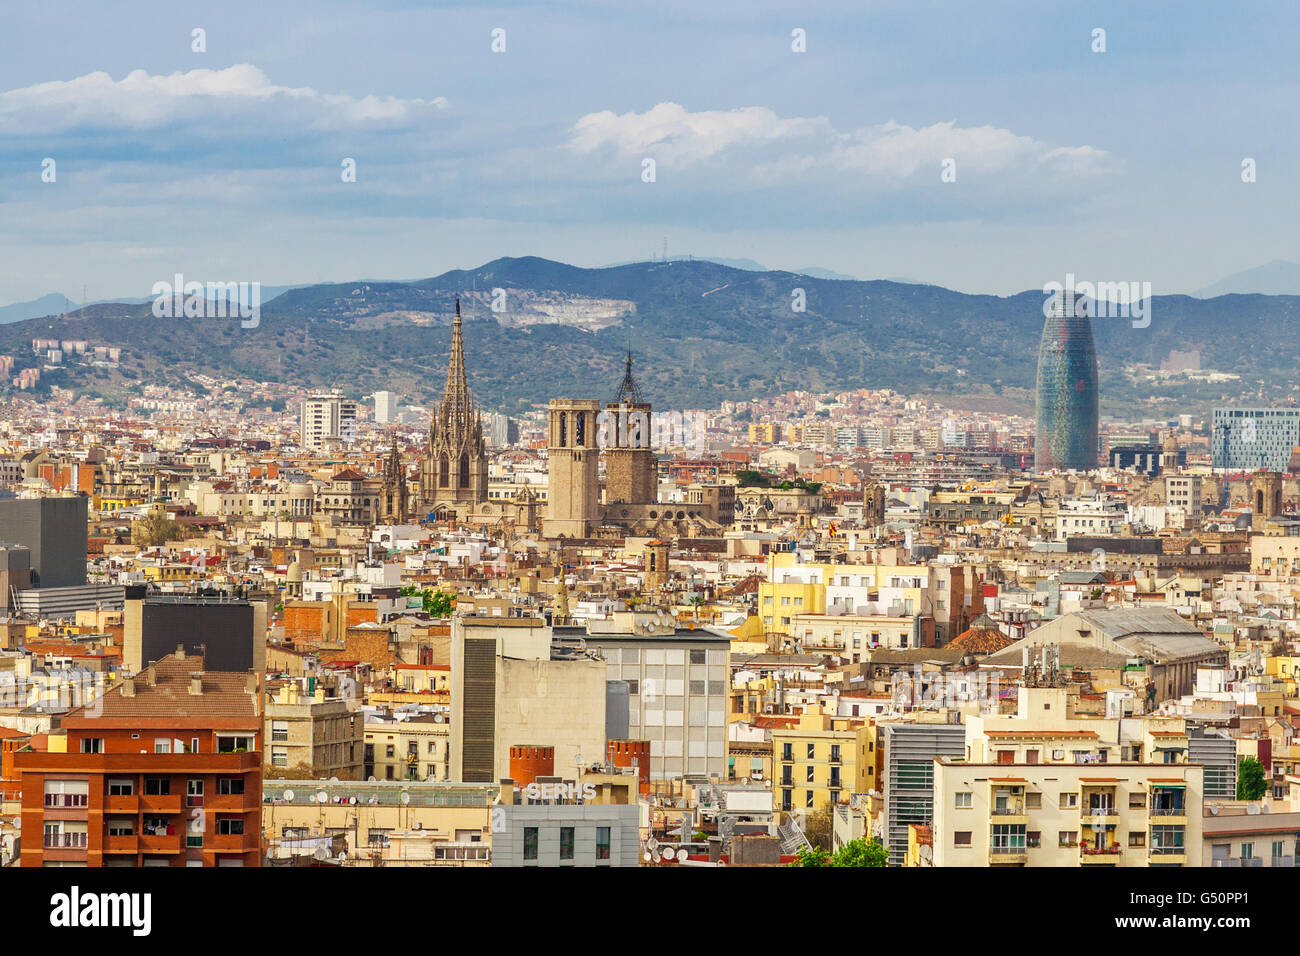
(1, 0), (1297, 303)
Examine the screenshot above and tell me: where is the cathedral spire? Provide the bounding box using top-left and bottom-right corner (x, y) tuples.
(442, 297), (471, 425)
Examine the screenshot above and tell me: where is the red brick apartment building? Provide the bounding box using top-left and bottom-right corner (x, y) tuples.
(14, 650), (263, 867)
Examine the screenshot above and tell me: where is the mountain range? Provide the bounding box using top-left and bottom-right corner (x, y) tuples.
(0, 256), (1296, 417)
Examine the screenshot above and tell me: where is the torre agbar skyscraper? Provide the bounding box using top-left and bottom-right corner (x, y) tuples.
(1034, 290), (1099, 472)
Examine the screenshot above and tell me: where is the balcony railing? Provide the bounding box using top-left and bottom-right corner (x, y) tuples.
(1149, 806), (1185, 816)
(44, 832), (88, 848)
(1080, 844), (1122, 856)
(991, 803), (1025, 816)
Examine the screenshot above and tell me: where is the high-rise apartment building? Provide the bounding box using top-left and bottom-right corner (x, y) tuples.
(1211, 408), (1300, 471)
(373, 390), (398, 425)
(300, 390), (358, 451)
(1035, 291), (1099, 472)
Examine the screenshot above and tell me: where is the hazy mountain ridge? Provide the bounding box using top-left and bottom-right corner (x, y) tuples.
(1, 256), (1295, 416)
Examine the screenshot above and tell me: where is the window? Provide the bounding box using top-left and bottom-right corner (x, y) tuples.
(216, 735), (253, 753)
(782, 743), (793, 762)
(806, 765), (815, 784)
(190, 737), (200, 754)
(991, 825), (1026, 851)
(154, 738), (172, 754)
(1272, 840), (1284, 860)
(107, 819), (134, 836)
(596, 827), (611, 861)
(1058, 831), (1077, 848)
(186, 779), (203, 806)
(1026, 792), (1041, 809)
(523, 827), (539, 861)
(1149, 826), (1185, 854)
(386, 745), (395, 758)
(217, 818), (245, 835)
(830, 744), (841, 763)
(689, 649), (706, 664)
(1129, 832), (1145, 847)
(272, 748), (288, 768)
(144, 778), (170, 795)
(806, 743), (816, 760)
(271, 721), (289, 742)
(80, 738), (104, 754)
(217, 777), (245, 795)
(805, 791), (815, 808)
(1026, 831), (1041, 848)
(44, 780), (89, 808)
(954, 831), (972, 847)
(1129, 793), (1145, 808)
(560, 827), (575, 861)
(1240, 842), (1254, 860)
(107, 779), (133, 796)
(186, 834), (203, 848)
(1059, 793), (1078, 809)
(955, 792), (973, 808)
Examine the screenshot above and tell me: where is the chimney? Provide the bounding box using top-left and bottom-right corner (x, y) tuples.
(175, 644), (186, 660)
(121, 675), (135, 697)
(144, 665), (156, 687)
(189, 672), (203, 696)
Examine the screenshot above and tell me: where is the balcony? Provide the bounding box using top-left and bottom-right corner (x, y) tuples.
(988, 848), (1028, 865)
(105, 793), (138, 813)
(990, 802), (1026, 825)
(1149, 847), (1186, 866)
(1080, 844), (1122, 863)
(139, 830), (181, 854)
(103, 834), (139, 855)
(1148, 804), (1186, 824)
(209, 831), (251, 852)
(140, 792), (182, 814)
(206, 791), (258, 813)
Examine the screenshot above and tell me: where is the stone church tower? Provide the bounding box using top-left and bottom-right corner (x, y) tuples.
(604, 353), (657, 504)
(542, 398), (602, 538)
(420, 298), (488, 519)
(380, 434), (410, 523)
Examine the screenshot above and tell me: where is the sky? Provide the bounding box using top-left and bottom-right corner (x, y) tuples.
(1, 0), (1298, 303)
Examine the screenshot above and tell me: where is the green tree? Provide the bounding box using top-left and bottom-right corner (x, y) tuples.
(1238, 756), (1267, 801)
(788, 837), (889, 867)
(830, 837), (889, 867)
(424, 588), (455, 617)
(131, 506), (186, 547)
(787, 845), (831, 867)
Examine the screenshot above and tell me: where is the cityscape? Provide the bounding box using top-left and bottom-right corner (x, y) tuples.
(1, 0), (1294, 939)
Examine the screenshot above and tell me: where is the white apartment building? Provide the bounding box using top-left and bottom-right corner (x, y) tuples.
(301, 390), (358, 450)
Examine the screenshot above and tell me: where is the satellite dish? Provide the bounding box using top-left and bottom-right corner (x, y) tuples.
(1209, 804), (1220, 815)
(647, 837), (659, 850)
(400, 791), (411, 805)
(349, 796), (358, 805)
(642, 851), (652, 862)
(282, 789), (295, 802)
(329, 776), (340, 785)
(412, 821), (422, 830)
(316, 790), (328, 804)
(919, 845), (933, 862)
(434, 714), (444, 723)
(651, 849), (662, 863)
(313, 846), (329, 861)
(662, 846), (676, 860)
(368, 776), (377, 783)
(337, 851), (348, 862)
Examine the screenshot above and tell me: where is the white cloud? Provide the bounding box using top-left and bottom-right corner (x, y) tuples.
(571, 103), (1109, 177)
(0, 65), (448, 134)
(571, 102), (832, 165)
